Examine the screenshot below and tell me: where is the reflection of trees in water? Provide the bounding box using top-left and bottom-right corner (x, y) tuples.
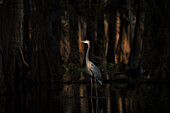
(105, 83), (134, 113)
(60, 72), (135, 113)
(132, 84), (170, 113)
(1, 72), (169, 113)
(60, 83), (170, 113)
(0, 96), (5, 113)
(106, 84), (111, 113)
(80, 72), (89, 113)
(0, 83), (63, 113)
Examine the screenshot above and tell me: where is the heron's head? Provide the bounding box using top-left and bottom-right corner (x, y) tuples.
(81, 40), (90, 44)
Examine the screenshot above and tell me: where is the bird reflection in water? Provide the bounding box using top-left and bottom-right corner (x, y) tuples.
(79, 71), (99, 113)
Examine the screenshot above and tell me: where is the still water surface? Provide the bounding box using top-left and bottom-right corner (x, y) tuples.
(0, 74), (170, 113)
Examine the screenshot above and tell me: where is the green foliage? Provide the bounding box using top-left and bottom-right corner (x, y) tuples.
(107, 63), (115, 71)
(62, 63), (78, 72)
(62, 64), (69, 72)
(62, 63), (85, 77)
(100, 63), (116, 73)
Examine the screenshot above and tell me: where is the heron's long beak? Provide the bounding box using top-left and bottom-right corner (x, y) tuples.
(80, 40), (86, 43)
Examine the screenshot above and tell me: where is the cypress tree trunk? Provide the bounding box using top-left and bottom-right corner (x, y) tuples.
(69, 4), (79, 64)
(94, 0), (107, 65)
(78, 16), (86, 65)
(5, 0), (24, 89)
(142, 0), (170, 78)
(87, 0), (96, 61)
(22, 0), (63, 83)
(107, 9), (117, 63)
(0, 47), (6, 94)
(0, 1), (6, 94)
(129, 0), (147, 69)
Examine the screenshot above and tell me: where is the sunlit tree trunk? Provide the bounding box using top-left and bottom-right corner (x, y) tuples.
(119, 25), (130, 65)
(114, 11), (120, 64)
(116, 15), (130, 70)
(78, 16), (86, 65)
(104, 13), (109, 63)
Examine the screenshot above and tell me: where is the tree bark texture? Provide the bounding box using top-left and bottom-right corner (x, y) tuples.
(142, 0), (170, 76)
(129, 0), (147, 69)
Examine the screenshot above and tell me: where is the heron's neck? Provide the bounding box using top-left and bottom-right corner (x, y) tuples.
(86, 43), (90, 62)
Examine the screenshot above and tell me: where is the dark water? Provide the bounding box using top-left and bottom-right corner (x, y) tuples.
(1, 75), (170, 113)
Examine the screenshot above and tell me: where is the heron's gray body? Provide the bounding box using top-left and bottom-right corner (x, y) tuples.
(83, 40), (103, 85)
(86, 60), (103, 85)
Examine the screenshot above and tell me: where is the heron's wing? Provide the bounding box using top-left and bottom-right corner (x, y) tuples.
(89, 61), (103, 81)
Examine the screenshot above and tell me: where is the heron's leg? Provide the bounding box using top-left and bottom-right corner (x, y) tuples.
(95, 78), (98, 113)
(95, 78), (98, 97)
(90, 77), (93, 97)
(90, 77), (94, 113)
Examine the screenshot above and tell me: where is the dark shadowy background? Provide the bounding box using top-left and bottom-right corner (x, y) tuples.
(0, 0), (170, 113)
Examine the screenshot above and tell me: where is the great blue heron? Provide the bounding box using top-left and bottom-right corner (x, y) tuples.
(81, 40), (103, 97)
